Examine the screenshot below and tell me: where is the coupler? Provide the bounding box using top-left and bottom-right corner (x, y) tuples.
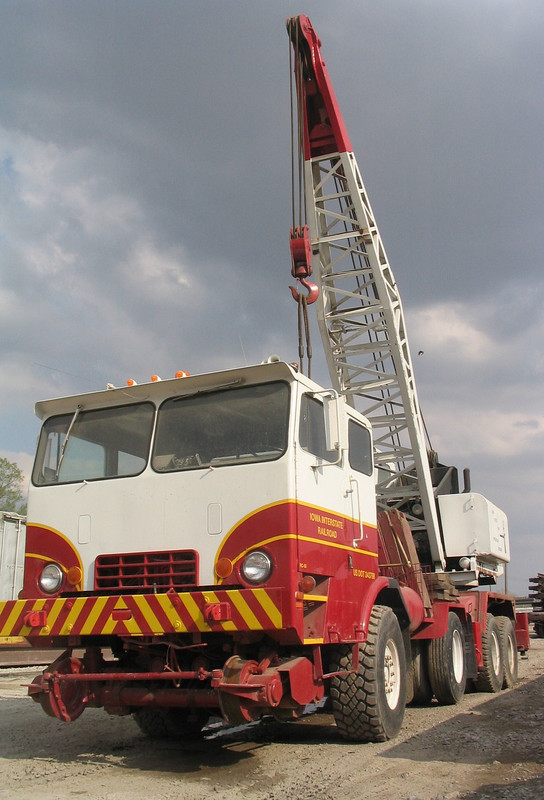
(28, 652), (324, 726)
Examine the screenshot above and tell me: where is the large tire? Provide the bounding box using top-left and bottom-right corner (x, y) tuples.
(427, 612), (466, 704)
(409, 640), (433, 706)
(496, 615), (518, 688)
(133, 707), (208, 739)
(329, 605), (406, 742)
(535, 621), (544, 638)
(475, 613), (504, 693)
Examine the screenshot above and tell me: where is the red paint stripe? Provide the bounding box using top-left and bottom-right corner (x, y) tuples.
(0, 600), (21, 631)
(214, 591), (248, 630)
(2, 601), (34, 635)
(124, 594), (167, 634)
(123, 596), (148, 631)
(208, 590), (270, 631)
(146, 594), (176, 632)
(48, 606), (69, 637)
(112, 618), (131, 635)
(0, 601), (18, 630)
(68, 597), (106, 636)
(94, 596), (120, 635)
(47, 601), (68, 637)
(173, 595), (201, 632)
(244, 591), (277, 629)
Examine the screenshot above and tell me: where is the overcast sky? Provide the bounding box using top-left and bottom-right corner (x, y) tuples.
(1, 1), (543, 596)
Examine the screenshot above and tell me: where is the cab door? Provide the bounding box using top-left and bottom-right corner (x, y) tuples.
(294, 389), (356, 576)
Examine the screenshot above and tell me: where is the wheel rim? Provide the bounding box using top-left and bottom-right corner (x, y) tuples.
(490, 630), (501, 677)
(505, 632), (515, 675)
(384, 638), (401, 709)
(451, 628), (464, 684)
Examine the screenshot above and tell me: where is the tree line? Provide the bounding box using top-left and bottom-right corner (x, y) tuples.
(0, 457), (27, 515)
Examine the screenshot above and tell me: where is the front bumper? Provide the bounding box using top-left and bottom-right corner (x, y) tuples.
(0, 587), (284, 640)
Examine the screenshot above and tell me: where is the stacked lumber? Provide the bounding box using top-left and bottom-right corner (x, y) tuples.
(529, 573), (544, 612)
(428, 572), (459, 602)
(377, 509), (432, 614)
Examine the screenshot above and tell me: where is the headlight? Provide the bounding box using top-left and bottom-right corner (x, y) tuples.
(241, 551), (272, 584)
(38, 563), (64, 594)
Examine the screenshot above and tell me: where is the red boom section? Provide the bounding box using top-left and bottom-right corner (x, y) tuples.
(287, 14), (352, 159)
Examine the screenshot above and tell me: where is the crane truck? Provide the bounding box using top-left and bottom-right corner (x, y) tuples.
(0, 15), (529, 743)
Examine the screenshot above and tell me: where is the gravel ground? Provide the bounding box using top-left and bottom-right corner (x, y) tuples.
(0, 636), (542, 800)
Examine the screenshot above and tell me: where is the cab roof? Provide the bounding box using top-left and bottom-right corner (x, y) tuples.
(34, 360), (319, 420)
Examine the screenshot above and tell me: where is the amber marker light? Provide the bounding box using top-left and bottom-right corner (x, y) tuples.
(299, 575), (316, 593)
(126, 378), (137, 386)
(215, 557), (234, 579)
(175, 370), (191, 378)
(66, 566), (83, 586)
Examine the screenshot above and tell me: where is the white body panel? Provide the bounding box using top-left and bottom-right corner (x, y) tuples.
(438, 493), (510, 564)
(0, 512), (26, 600)
(31, 460), (293, 590)
(28, 362), (376, 591)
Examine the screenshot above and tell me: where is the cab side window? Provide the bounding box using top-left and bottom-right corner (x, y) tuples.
(299, 394), (338, 463)
(348, 419), (373, 475)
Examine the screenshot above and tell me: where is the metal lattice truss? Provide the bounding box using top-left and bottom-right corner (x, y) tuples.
(305, 151), (446, 569)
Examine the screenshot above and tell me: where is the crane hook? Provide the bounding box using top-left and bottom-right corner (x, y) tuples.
(290, 277), (319, 304)
(289, 225), (319, 304)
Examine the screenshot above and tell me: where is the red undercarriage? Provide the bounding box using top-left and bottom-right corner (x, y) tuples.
(29, 646), (329, 726)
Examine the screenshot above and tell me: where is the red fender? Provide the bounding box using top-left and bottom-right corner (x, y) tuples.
(358, 577), (426, 638)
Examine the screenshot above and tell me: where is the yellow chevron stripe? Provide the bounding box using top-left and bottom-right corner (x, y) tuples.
(182, 593), (209, 632)
(100, 609), (119, 636)
(254, 590), (282, 628)
(132, 595), (164, 635)
(113, 598), (144, 635)
(230, 590), (262, 629)
(96, 597), (126, 636)
(78, 596), (109, 636)
(123, 613), (143, 635)
(59, 597), (88, 635)
(1, 587), (283, 638)
(42, 598), (66, 633)
(204, 591), (237, 632)
(156, 594), (188, 633)
(17, 598), (49, 636)
(0, 601), (26, 637)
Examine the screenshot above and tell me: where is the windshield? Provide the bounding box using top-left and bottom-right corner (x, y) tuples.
(152, 381), (290, 471)
(32, 403), (155, 485)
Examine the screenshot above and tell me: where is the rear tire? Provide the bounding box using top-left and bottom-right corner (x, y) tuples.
(427, 612), (466, 704)
(475, 613), (504, 693)
(409, 640), (433, 705)
(329, 605), (406, 742)
(496, 616), (518, 688)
